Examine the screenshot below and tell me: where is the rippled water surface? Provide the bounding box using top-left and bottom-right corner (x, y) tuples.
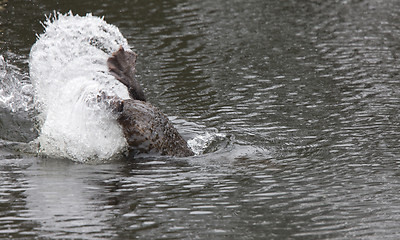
(1, 0), (400, 239)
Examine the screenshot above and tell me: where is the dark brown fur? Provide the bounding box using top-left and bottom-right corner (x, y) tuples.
(107, 47), (146, 101)
(107, 47), (194, 157)
(117, 100), (194, 157)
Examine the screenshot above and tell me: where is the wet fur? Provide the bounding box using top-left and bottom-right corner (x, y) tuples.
(107, 47), (194, 157)
(107, 47), (146, 101)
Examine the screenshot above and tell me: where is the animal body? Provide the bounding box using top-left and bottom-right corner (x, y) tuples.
(30, 13), (193, 161)
(107, 47), (194, 157)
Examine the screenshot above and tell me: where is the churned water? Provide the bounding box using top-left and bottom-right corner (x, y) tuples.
(1, 0), (400, 239)
(30, 13), (131, 162)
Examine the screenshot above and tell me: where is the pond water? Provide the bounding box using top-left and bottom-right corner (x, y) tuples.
(1, 0), (400, 239)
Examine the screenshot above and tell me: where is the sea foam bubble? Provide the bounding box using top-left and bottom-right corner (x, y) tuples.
(30, 12), (131, 162)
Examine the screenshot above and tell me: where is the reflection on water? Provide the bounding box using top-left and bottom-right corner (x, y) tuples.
(1, 0), (400, 239)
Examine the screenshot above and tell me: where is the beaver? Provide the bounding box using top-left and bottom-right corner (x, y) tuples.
(106, 47), (194, 157)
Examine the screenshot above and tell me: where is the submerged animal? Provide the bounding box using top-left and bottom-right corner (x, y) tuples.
(107, 47), (194, 157)
(29, 12), (193, 161)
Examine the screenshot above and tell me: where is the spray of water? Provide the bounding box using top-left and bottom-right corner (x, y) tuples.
(26, 12), (228, 162)
(29, 12), (131, 162)
(0, 56), (34, 113)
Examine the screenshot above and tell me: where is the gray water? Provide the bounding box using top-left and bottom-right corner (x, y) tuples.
(1, 0), (400, 239)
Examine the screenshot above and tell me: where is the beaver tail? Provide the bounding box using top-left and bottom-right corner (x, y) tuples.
(107, 47), (146, 101)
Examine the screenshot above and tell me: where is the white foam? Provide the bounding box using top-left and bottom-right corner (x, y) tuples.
(187, 131), (227, 155)
(0, 56), (34, 113)
(30, 12), (132, 162)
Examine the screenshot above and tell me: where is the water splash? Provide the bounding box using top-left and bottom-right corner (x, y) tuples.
(0, 56), (34, 113)
(27, 12), (228, 162)
(29, 12), (131, 162)
(188, 131), (229, 155)
(166, 117), (232, 156)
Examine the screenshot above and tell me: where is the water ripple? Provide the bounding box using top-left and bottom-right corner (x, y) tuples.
(1, 0), (400, 239)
